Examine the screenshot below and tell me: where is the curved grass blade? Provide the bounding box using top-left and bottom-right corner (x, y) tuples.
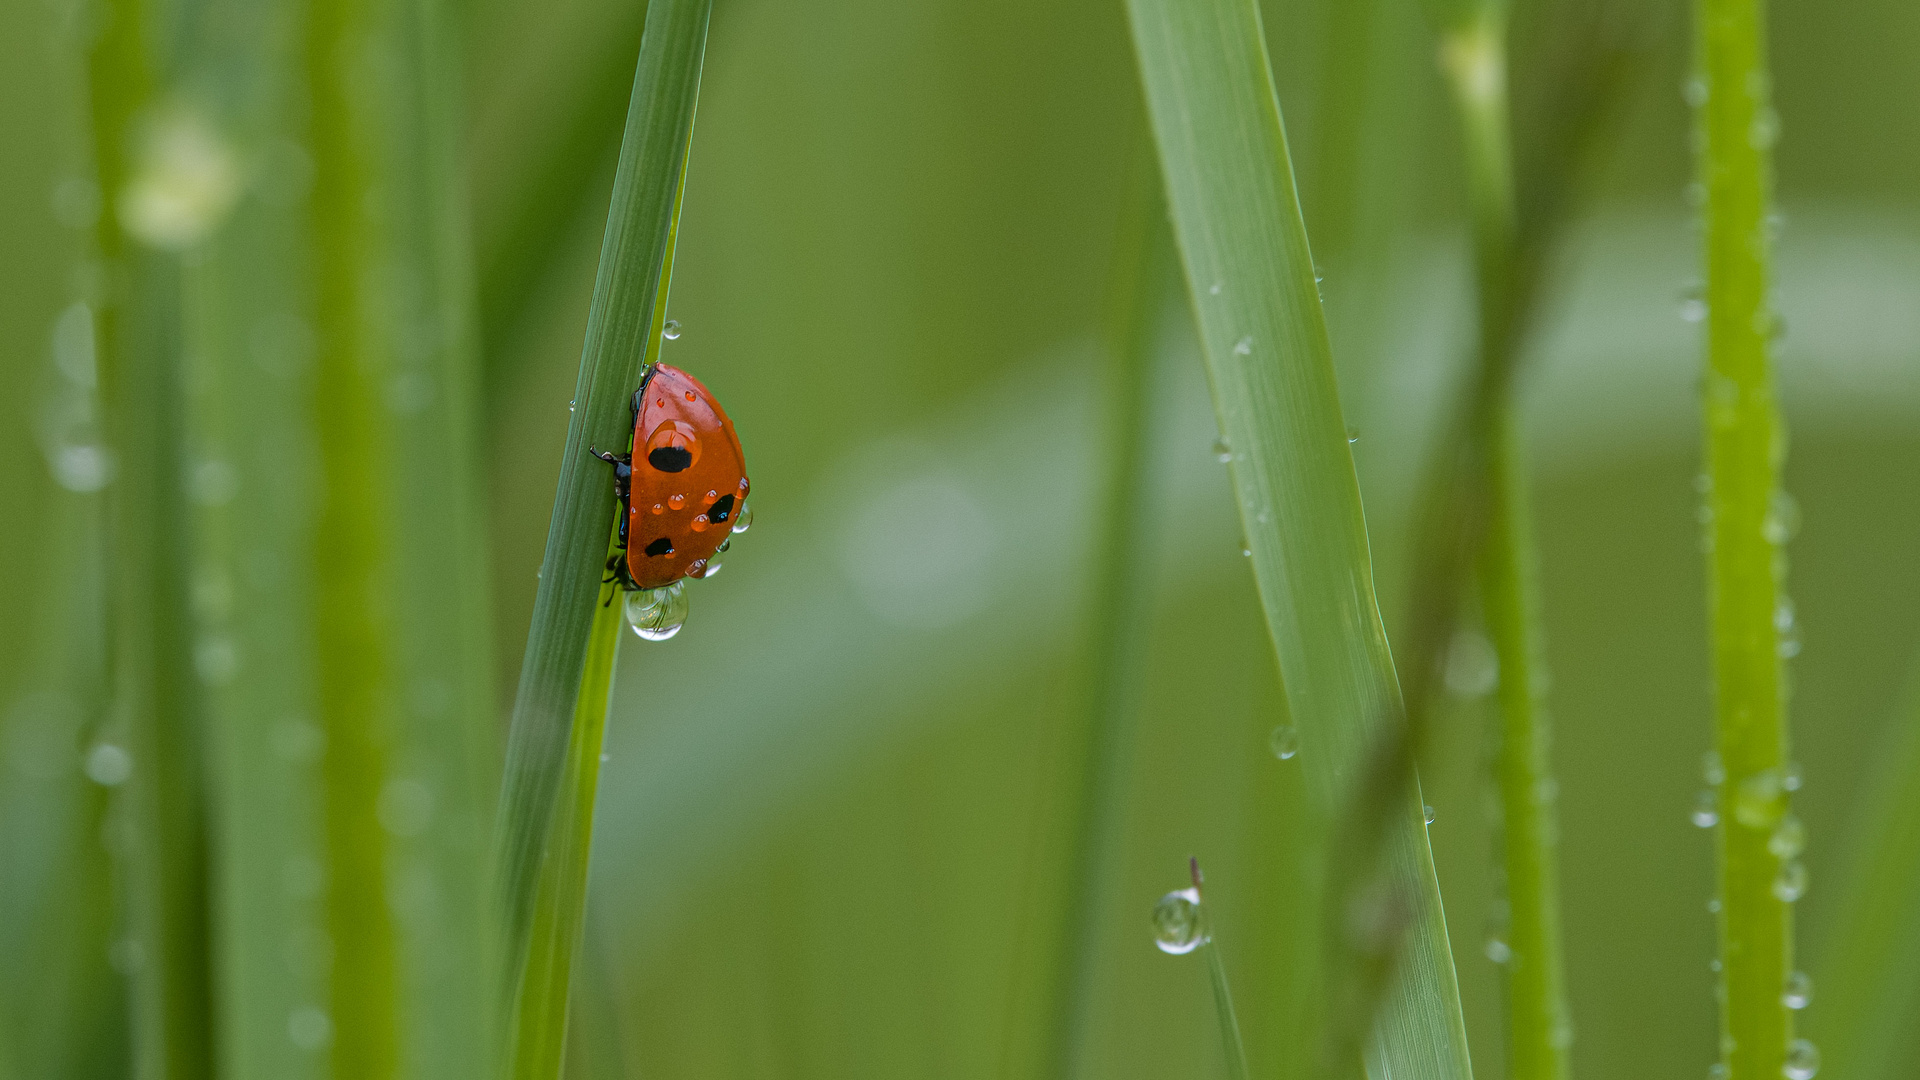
(1435, 10), (1574, 1080)
(494, 0), (712, 1073)
(1120, 2), (1473, 1078)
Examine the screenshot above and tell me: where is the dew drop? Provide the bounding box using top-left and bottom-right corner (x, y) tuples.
(1773, 860), (1807, 902)
(624, 581), (689, 641)
(1783, 1038), (1820, 1080)
(730, 502), (753, 533)
(1424, 804), (1437, 825)
(1208, 282), (1222, 295)
(1151, 887), (1206, 955)
(1240, 547), (1251, 558)
(1749, 108), (1780, 150)
(1692, 789), (1719, 828)
(1782, 761), (1802, 791)
(1707, 897), (1721, 914)
(662, 319), (681, 340)
(1444, 631), (1499, 697)
(1764, 490), (1801, 545)
(1708, 1064), (1730, 1080)
(1212, 436), (1232, 463)
(1703, 750), (1726, 787)
(1768, 813), (1805, 859)
(1684, 76), (1708, 107)
(1485, 935), (1512, 964)
(1269, 725), (1299, 760)
(1232, 336), (1252, 356)
(1736, 769), (1785, 828)
(1681, 298), (1707, 323)
(1346, 428), (1360, 444)
(650, 503), (665, 515)
(690, 514), (710, 533)
(668, 494), (685, 510)
(288, 1005), (333, 1050)
(697, 556), (721, 579)
(85, 743), (133, 786)
(1783, 970), (1812, 1010)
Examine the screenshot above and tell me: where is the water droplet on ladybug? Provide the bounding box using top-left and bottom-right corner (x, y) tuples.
(730, 502), (752, 533)
(702, 489), (718, 505)
(698, 557), (721, 578)
(668, 494), (685, 510)
(650, 503), (665, 515)
(690, 514), (710, 533)
(684, 390), (696, 402)
(625, 581), (688, 641)
(662, 319), (681, 340)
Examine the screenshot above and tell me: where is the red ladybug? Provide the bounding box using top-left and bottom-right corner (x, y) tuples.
(593, 363), (749, 590)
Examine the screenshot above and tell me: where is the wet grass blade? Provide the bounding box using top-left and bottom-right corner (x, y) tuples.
(1120, 1), (1472, 1078)
(494, 0), (711, 1074)
(1691, 0), (1798, 1077)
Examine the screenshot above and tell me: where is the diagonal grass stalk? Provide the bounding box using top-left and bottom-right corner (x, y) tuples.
(495, 0), (711, 1074)
(1436, 10), (1574, 1080)
(1692, 0), (1798, 1077)
(1121, 0), (1473, 1077)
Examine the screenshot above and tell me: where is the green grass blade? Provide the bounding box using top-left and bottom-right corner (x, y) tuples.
(1811, 660), (1920, 1080)
(494, 0), (711, 1067)
(1692, 0), (1797, 1078)
(1205, 944), (1251, 1080)
(84, 1), (218, 1074)
(1045, 148), (1171, 1079)
(1436, 12), (1574, 1080)
(1121, 2), (1472, 1078)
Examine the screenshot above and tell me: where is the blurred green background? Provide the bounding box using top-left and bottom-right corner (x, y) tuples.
(4, 0), (1918, 1078)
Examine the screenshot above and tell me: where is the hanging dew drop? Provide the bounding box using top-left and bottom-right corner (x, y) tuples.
(1485, 935), (1512, 964)
(1783, 1038), (1820, 1080)
(662, 319), (682, 340)
(1692, 790), (1719, 828)
(1423, 805), (1437, 825)
(1211, 436), (1232, 463)
(1151, 887), (1206, 955)
(1768, 813), (1805, 859)
(730, 502), (752, 533)
(1783, 970), (1812, 1010)
(624, 581), (689, 641)
(1269, 725), (1299, 760)
(1773, 860), (1807, 902)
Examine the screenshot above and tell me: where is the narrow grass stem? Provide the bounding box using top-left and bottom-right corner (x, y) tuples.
(85, 1), (218, 1075)
(1205, 944), (1251, 1080)
(1693, 0), (1795, 1076)
(1439, 11), (1574, 1080)
(1048, 149), (1168, 1080)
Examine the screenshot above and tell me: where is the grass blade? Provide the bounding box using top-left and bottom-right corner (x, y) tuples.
(1046, 148), (1171, 1079)
(1436, 11), (1574, 1080)
(494, 0), (711, 1071)
(1692, 0), (1798, 1077)
(1121, 2), (1472, 1078)
(1811, 660), (1920, 1080)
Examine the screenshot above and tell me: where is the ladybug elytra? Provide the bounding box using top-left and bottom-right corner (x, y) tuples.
(592, 362), (749, 593)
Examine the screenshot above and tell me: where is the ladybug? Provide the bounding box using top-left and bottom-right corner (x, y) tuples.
(592, 362), (749, 591)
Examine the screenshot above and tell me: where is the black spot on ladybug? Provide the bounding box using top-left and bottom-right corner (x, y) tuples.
(644, 537), (674, 557)
(648, 446), (693, 473)
(709, 494), (735, 523)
